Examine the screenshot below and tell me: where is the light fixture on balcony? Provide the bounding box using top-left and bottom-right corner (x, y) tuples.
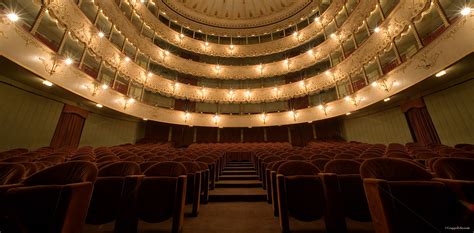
(184, 111), (190, 123)
(345, 94), (364, 107)
(6, 12), (19, 22)
(215, 64), (221, 76)
(98, 31), (105, 38)
(42, 80), (53, 87)
(162, 50), (169, 62)
(122, 97), (135, 110)
(435, 70), (446, 77)
(95, 103), (103, 108)
(229, 44), (235, 51)
(284, 58), (290, 70)
(204, 41), (209, 48)
(346, 112), (351, 116)
(244, 89), (251, 99)
(318, 103), (329, 116)
(84, 82), (108, 96)
(213, 114), (220, 125)
(374, 27), (380, 33)
(39, 55), (73, 76)
(261, 112), (267, 124)
(289, 110), (297, 121)
(314, 17), (320, 22)
(257, 64), (264, 75)
(372, 78), (398, 92)
(461, 7), (472, 16)
(384, 97), (391, 102)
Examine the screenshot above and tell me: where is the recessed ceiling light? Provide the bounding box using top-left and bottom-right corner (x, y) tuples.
(461, 7), (471, 16)
(96, 103), (103, 108)
(42, 80), (53, 87)
(384, 97), (391, 102)
(7, 12), (19, 22)
(435, 70), (446, 77)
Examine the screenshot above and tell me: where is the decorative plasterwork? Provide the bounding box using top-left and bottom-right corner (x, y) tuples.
(157, 0), (319, 35)
(42, 0), (432, 104)
(131, 0), (346, 57)
(94, 0), (376, 79)
(1, 13), (472, 127)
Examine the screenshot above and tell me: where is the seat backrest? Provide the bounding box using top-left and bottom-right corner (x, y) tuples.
(2, 156), (32, 163)
(144, 162), (187, 177)
(147, 156), (169, 162)
(0, 163), (25, 185)
(277, 161), (324, 222)
(180, 161), (201, 174)
(360, 158), (432, 181)
(98, 162), (141, 177)
(277, 161), (319, 176)
(309, 154), (330, 160)
(23, 161), (98, 185)
(415, 152), (439, 159)
(334, 154), (356, 160)
(286, 155), (306, 161)
(309, 159), (330, 171)
(324, 159), (361, 174)
(433, 158), (474, 180)
(450, 152), (474, 158)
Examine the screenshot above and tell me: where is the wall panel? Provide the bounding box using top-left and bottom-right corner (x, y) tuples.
(0, 82), (63, 151)
(424, 79), (474, 146)
(341, 107), (413, 144)
(79, 113), (144, 147)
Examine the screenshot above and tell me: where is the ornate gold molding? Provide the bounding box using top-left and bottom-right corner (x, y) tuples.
(1, 12), (472, 127)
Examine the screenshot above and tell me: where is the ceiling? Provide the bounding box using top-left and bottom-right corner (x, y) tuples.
(159, 0), (319, 34)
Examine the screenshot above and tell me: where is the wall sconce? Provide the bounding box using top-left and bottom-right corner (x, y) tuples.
(299, 80), (308, 93)
(213, 114), (220, 125)
(283, 58), (291, 71)
(318, 103), (329, 116)
(228, 89), (235, 101)
(289, 110), (297, 121)
(215, 64), (221, 76)
(371, 78), (399, 92)
(161, 50), (169, 62)
(83, 82), (108, 96)
(123, 97), (135, 110)
(184, 111), (190, 123)
(229, 44), (235, 53)
(6, 12), (19, 22)
(204, 41), (209, 49)
(307, 49), (317, 61)
(198, 87), (206, 101)
(261, 112), (267, 124)
(39, 55), (73, 76)
(171, 82), (179, 94)
(345, 95), (364, 107)
(244, 89), (251, 99)
(257, 64), (264, 76)
(273, 87), (280, 98)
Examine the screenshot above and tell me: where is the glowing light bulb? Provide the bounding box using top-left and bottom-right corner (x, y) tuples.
(98, 31), (105, 38)
(435, 70), (446, 77)
(461, 7), (471, 16)
(384, 97), (391, 102)
(7, 13), (19, 22)
(64, 58), (73, 65)
(101, 84), (108, 90)
(374, 27), (380, 33)
(42, 80), (53, 87)
(96, 103), (103, 108)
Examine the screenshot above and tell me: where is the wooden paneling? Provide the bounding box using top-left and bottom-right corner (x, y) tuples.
(243, 127), (264, 142)
(0, 82), (63, 151)
(341, 107), (413, 144)
(424, 79), (474, 146)
(79, 113), (145, 147)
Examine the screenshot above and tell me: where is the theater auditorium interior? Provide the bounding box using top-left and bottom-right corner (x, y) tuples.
(0, 0), (473, 232)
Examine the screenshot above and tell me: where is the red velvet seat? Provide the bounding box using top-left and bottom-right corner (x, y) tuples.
(4, 161), (98, 233)
(286, 155), (306, 160)
(270, 160), (286, 216)
(322, 159), (371, 232)
(260, 156), (280, 189)
(86, 162), (142, 233)
(309, 158), (330, 171)
(0, 163), (25, 185)
(147, 156), (169, 162)
(195, 161), (210, 204)
(136, 162), (187, 233)
(195, 156), (217, 189)
(276, 161), (339, 232)
(433, 158), (474, 207)
(180, 161), (202, 217)
(361, 158), (469, 233)
(1, 156), (32, 163)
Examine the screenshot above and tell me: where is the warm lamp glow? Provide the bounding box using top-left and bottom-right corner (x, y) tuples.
(461, 7), (471, 16)
(98, 31), (105, 38)
(42, 80), (53, 87)
(374, 27), (380, 33)
(64, 58), (73, 65)
(7, 12), (19, 22)
(435, 70), (447, 77)
(384, 97), (391, 102)
(96, 103), (103, 108)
